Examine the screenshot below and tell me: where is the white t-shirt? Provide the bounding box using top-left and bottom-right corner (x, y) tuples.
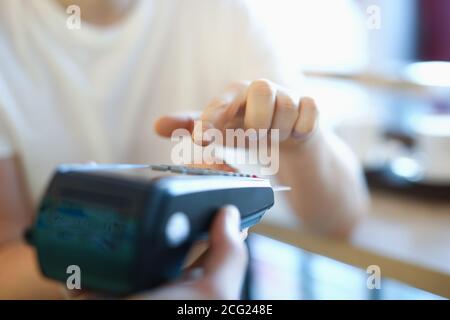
(0, 0), (300, 203)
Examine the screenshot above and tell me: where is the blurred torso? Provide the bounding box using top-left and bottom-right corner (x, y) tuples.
(0, 0), (281, 203)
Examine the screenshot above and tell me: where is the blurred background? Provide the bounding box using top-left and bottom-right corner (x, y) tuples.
(245, 0), (450, 300)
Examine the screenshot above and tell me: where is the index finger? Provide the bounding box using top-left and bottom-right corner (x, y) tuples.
(193, 82), (248, 145)
(154, 111), (201, 138)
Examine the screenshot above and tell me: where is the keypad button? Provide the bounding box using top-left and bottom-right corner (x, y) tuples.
(170, 166), (187, 173)
(152, 164), (258, 178)
(150, 164), (169, 171)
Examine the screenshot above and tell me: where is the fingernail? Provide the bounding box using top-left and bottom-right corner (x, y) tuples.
(223, 205), (240, 229)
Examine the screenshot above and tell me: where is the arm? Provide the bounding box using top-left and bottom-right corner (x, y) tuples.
(0, 157), (63, 299)
(278, 127), (369, 237)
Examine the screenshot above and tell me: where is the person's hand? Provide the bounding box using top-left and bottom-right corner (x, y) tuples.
(134, 205), (248, 300)
(154, 79), (319, 148)
(66, 205), (248, 300)
(154, 79), (368, 237)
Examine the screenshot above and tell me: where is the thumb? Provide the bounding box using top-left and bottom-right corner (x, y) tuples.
(202, 206), (248, 290)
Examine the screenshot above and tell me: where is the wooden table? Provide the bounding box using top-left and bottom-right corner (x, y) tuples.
(252, 190), (450, 298)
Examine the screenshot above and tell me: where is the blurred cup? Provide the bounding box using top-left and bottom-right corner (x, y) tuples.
(412, 114), (450, 182)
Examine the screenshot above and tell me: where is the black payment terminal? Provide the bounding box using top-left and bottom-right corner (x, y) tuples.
(26, 164), (275, 295)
